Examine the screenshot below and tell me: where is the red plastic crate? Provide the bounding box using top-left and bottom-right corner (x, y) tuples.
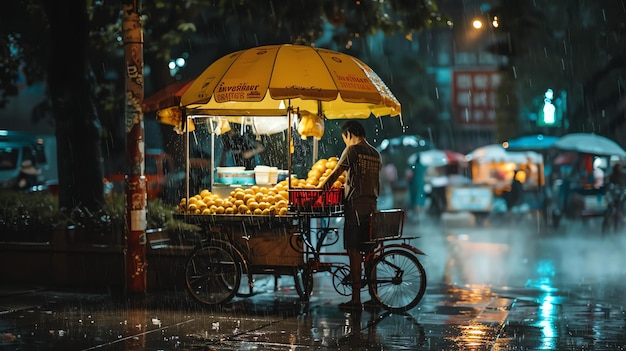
(288, 188), (344, 213)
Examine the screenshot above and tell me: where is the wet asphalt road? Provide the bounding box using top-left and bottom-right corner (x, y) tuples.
(2, 211), (626, 350)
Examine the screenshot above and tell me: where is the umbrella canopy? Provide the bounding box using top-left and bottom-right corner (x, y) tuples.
(408, 149), (467, 167)
(179, 44), (401, 119)
(467, 144), (542, 163)
(553, 133), (626, 157)
(143, 79), (193, 113)
(377, 135), (433, 154)
(504, 134), (559, 152)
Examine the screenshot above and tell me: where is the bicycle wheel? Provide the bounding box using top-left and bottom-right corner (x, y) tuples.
(331, 265), (352, 296)
(185, 243), (241, 306)
(294, 266), (314, 301)
(368, 249), (427, 313)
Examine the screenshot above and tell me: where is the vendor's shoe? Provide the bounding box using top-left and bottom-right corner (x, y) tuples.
(338, 301), (362, 311)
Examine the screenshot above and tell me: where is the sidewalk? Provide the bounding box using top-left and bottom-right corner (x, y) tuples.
(0, 280), (518, 350)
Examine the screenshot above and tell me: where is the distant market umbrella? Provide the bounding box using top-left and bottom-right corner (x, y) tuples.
(179, 44), (401, 119)
(408, 149), (467, 167)
(504, 134), (559, 152)
(377, 135), (433, 155)
(553, 133), (626, 157)
(467, 144), (541, 163)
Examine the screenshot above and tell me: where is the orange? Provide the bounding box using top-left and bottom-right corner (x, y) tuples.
(254, 193), (265, 202)
(308, 169), (322, 179)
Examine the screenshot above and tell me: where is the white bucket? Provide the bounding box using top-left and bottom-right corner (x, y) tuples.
(254, 166), (278, 184)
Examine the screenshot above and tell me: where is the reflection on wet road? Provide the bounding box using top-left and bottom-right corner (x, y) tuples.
(1, 212), (626, 350)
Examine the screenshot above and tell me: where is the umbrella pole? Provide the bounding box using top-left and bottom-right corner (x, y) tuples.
(287, 107), (292, 189)
(313, 101), (323, 162)
(210, 119), (215, 192)
(185, 112), (190, 204)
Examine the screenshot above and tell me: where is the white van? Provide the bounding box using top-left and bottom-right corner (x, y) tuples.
(0, 130), (55, 191)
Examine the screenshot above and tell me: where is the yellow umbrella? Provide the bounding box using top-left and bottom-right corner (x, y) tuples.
(176, 44), (401, 196)
(180, 44), (401, 119)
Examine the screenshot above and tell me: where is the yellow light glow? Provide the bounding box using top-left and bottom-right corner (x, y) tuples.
(492, 16), (499, 28)
(472, 19), (483, 29)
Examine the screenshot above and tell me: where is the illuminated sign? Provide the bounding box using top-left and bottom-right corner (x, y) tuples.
(452, 70), (501, 126)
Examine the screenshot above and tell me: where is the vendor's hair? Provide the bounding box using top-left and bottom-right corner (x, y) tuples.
(341, 120), (366, 137)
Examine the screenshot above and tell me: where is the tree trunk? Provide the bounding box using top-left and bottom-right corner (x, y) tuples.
(44, 0), (105, 214)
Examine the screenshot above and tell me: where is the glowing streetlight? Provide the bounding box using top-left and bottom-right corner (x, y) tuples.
(472, 19), (483, 29)
(492, 16), (499, 28)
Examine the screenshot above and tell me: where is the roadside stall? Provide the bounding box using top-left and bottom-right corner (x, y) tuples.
(406, 149), (470, 218)
(462, 144), (543, 221)
(548, 133), (626, 227)
(155, 44), (427, 311)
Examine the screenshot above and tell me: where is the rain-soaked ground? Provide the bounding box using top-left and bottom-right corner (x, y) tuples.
(2, 203), (626, 350)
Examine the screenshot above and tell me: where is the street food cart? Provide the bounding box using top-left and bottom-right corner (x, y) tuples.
(547, 134), (626, 227)
(459, 144), (543, 222)
(161, 44), (428, 312)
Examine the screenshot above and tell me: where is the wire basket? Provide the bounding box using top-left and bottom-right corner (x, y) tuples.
(369, 209), (405, 241)
(288, 188), (344, 214)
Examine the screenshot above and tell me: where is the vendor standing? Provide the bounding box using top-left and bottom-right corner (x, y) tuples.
(318, 120), (381, 310)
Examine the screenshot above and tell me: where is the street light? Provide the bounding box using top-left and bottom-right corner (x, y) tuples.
(472, 19), (483, 30)
(492, 16), (499, 28)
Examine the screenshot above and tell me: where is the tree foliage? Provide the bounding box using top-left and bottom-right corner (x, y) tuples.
(0, 0), (449, 215)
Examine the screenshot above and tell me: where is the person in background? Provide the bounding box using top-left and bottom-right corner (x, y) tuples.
(608, 163), (623, 187)
(16, 159), (40, 191)
(407, 153), (427, 222)
(318, 120), (381, 311)
(503, 170), (524, 211)
(218, 124), (265, 170)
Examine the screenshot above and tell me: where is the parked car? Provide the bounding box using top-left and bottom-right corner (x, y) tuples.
(105, 149), (211, 203)
(0, 130), (52, 191)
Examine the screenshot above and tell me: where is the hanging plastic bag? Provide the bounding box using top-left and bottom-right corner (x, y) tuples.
(297, 112), (324, 140)
(251, 116), (289, 135)
(213, 117), (231, 135)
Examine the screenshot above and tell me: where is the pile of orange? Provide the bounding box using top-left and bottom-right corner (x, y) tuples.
(290, 156), (345, 189)
(178, 183), (290, 216)
(178, 156), (345, 216)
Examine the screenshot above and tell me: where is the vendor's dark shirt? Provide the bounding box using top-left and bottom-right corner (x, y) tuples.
(337, 140), (381, 202)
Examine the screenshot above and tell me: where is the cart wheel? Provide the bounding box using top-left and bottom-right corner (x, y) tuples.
(185, 243), (241, 306)
(294, 266), (313, 301)
(368, 249), (426, 313)
(331, 265), (352, 296)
